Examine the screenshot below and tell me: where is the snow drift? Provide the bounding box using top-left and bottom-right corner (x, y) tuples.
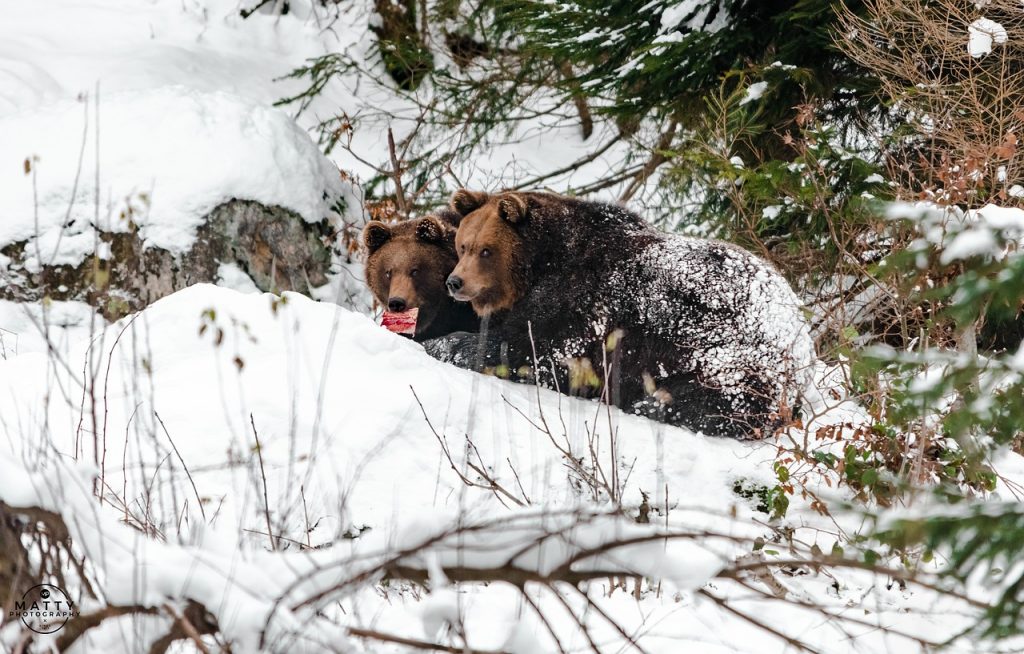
(0, 88), (347, 264)
(0, 284), (993, 653)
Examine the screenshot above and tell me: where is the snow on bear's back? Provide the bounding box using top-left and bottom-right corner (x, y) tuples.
(640, 233), (816, 397)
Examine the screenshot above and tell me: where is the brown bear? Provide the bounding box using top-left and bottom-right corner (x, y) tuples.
(443, 189), (816, 438)
(363, 211), (478, 341)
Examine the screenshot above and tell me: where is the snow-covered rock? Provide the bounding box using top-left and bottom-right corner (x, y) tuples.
(0, 88), (353, 319)
(0, 87), (345, 257)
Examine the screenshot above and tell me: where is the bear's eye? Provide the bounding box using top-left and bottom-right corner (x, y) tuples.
(480, 248), (491, 258)
(385, 270), (391, 279)
(410, 269), (419, 278)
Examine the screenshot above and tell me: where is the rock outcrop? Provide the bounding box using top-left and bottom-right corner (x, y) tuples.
(0, 200), (334, 320)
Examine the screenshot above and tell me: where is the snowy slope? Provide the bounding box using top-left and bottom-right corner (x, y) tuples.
(0, 1), (358, 235)
(0, 0), (340, 116)
(0, 284), (775, 545)
(0, 0), (631, 193)
(1, 88), (346, 262)
(0, 284), (1001, 653)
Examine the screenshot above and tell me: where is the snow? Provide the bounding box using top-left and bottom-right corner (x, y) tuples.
(0, 283), (996, 653)
(941, 228), (999, 263)
(216, 262), (261, 294)
(971, 203), (1024, 231)
(0, 284), (774, 543)
(887, 201), (1024, 262)
(909, 365), (947, 394)
(968, 17), (1007, 58)
(0, 298), (101, 358)
(0, 287), (737, 647)
(1, 87), (345, 261)
(739, 81), (768, 105)
(0, 438), (726, 652)
(576, 28), (606, 42)
(885, 201), (946, 221)
(0, 0), (343, 117)
(658, 0), (729, 34)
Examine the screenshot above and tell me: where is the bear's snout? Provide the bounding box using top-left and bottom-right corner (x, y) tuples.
(387, 297), (408, 312)
(446, 275), (463, 295)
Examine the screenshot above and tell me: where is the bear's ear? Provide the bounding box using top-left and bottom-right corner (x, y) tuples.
(497, 194), (528, 224)
(450, 189), (489, 216)
(432, 206), (464, 228)
(362, 221), (391, 253)
(415, 215), (448, 244)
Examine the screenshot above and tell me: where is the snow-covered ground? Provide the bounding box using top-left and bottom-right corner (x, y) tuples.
(2, 88), (346, 264)
(0, 0), (632, 198)
(0, 284), (1000, 653)
(1, 1), (1022, 653)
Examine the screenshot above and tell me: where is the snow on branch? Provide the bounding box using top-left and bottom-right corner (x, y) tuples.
(0, 454), (727, 652)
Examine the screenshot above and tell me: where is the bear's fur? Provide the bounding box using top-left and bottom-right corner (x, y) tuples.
(363, 211), (479, 341)
(446, 189), (816, 438)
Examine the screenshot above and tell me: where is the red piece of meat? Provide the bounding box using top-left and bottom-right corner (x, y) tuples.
(381, 308), (419, 335)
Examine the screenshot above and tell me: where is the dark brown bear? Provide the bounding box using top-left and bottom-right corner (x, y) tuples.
(363, 212), (478, 341)
(444, 189), (816, 438)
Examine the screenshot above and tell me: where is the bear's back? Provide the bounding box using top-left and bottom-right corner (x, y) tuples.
(525, 196), (814, 384)
(630, 234), (815, 397)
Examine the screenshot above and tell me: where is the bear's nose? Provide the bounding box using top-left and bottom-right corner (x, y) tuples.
(446, 275), (463, 294)
(387, 297), (407, 312)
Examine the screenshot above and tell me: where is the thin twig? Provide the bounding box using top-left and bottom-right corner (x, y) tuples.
(388, 127), (409, 216)
(154, 412), (206, 522)
(250, 413), (276, 551)
(411, 386), (526, 507)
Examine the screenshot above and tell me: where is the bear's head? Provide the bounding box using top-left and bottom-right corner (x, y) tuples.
(446, 189), (529, 316)
(363, 215), (460, 338)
